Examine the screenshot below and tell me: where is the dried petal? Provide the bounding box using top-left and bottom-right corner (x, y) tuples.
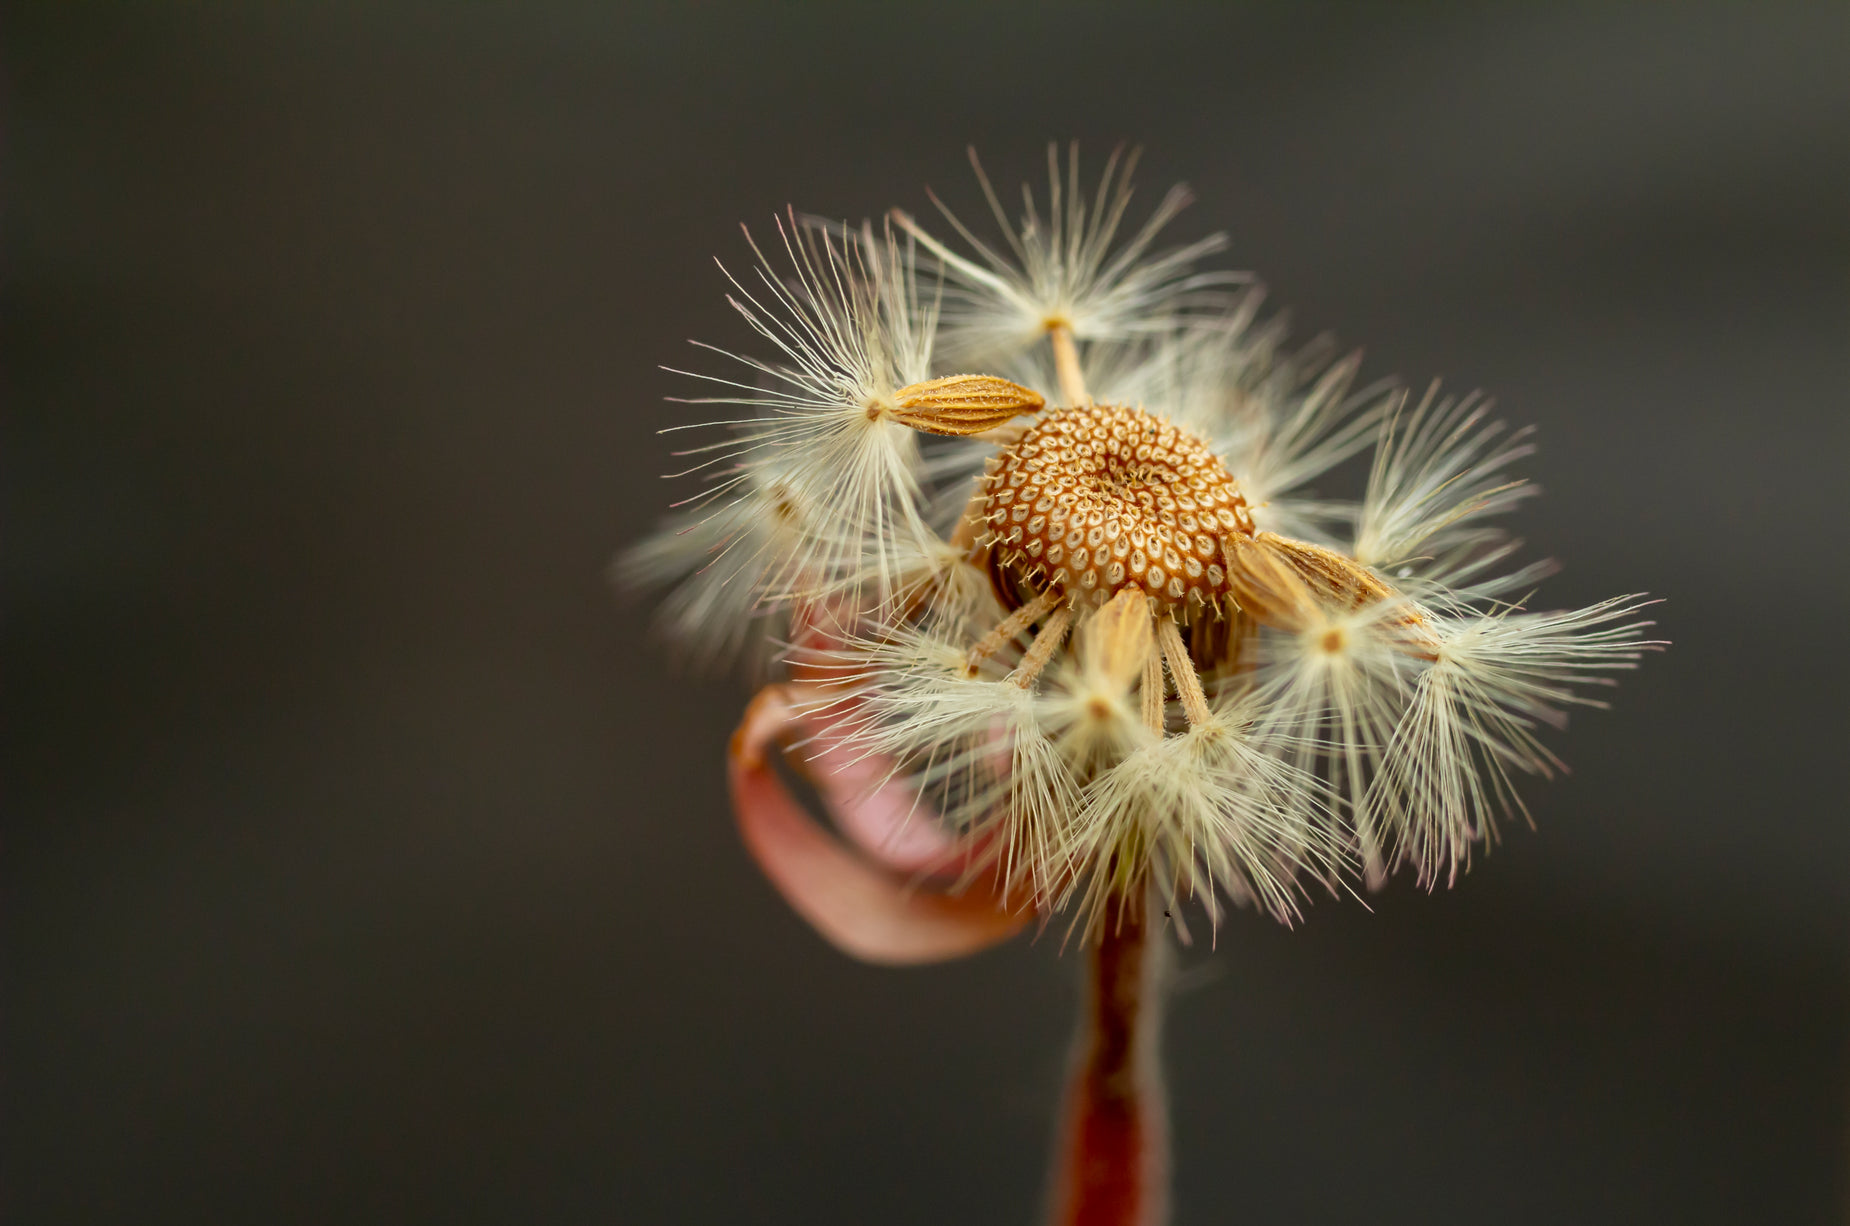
(728, 684), (1028, 965)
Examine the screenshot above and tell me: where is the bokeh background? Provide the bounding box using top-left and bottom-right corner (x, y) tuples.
(7, 4), (1847, 1223)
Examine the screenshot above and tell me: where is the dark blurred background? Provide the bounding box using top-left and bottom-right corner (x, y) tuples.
(6, 4), (1847, 1223)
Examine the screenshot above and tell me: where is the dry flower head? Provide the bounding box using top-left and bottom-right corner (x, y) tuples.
(625, 144), (1661, 940)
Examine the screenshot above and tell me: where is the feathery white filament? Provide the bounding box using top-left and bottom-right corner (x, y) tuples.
(1038, 654), (1160, 778)
(620, 456), (851, 672)
(1251, 595), (1431, 883)
(1354, 384), (1537, 572)
(1374, 597), (1660, 886)
(1066, 705), (1340, 931)
(822, 622), (1083, 904)
(898, 144), (1248, 367)
(663, 216), (939, 601)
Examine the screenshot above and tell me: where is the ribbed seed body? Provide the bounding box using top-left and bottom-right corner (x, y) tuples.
(982, 404), (1254, 611)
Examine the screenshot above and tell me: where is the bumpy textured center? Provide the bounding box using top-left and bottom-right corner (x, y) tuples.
(982, 403), (1254, 610)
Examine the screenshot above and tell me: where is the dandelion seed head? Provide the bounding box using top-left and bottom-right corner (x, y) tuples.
(625, 146), (1663, 938)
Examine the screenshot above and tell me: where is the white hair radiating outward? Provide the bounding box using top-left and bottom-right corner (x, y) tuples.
(895, 144), (1249, 367)
(658, 214), (941, 607)
(623, 146), (1663, 936)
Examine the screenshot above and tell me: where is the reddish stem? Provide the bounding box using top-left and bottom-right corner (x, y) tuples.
(1049, 898), (1168, 1226)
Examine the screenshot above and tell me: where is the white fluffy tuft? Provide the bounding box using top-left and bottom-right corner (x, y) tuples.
(1374, 597), (1663, 886)
(899, 144), (1248, 367)
(662, 215), (940, 601)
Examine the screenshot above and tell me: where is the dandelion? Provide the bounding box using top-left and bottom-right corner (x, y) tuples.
(621, 146), (1663, 1226)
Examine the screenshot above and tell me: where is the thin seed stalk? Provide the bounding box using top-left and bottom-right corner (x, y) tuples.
(1049, 322), (1090, 406)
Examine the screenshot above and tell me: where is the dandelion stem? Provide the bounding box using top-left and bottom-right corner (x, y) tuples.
(1049, 322), (1091, 406)
(1049, 890), (1168, 1226)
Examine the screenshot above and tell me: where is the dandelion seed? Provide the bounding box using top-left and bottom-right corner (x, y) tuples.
(1375, 596), (1664, 885)
(894, 143), (1249, 368)
(658, 214), (944, 605)
(618, 450), (854, 674)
